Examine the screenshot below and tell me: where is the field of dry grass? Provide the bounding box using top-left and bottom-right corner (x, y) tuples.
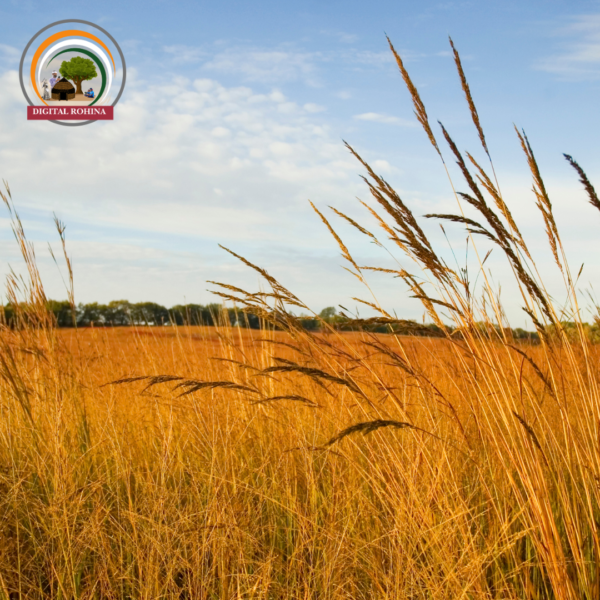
(0, 320), (597, 599)
(1, 37), (600, 599)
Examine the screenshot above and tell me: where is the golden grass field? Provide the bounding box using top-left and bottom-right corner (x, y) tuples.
(0, 321), (598, 599)
(2, 37), (600, 599)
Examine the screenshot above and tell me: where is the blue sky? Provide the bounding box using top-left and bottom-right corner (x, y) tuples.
(0, 0), (599, 324)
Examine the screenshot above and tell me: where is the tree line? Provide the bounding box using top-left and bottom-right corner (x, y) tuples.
(3, 300), (334, 330)
(1, 300), (446, 335)
(40, 300), (259, 328)
(0, 299), (553, 341)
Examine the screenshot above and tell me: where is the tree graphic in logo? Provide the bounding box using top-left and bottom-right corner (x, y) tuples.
(59, 56), (98, 96)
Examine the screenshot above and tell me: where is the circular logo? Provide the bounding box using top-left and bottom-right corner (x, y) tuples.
(19, 19), (126, 127)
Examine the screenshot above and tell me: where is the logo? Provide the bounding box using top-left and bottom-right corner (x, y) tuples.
(19, 19), (126, 126)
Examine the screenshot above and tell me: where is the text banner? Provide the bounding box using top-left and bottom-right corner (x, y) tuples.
(27, 106), (114, 120)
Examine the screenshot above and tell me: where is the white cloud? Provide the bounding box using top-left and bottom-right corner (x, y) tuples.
(0, 44), (19, 64)
(349, 50), (393, 66)
(160, 43), (399, 88)
(202, 48), (322, 85)
(0, 69), (384, 307)
(371, 159), (393, 173)
(1, 41), (592, 319)
(0, 71), (357, 223)
(353, 112), (417, 126)
(303, 103), (325, 113)
(163, 44), (207, 63)
(319, 30), (359, 44)
(211, 126), (231, 138)
(536, 14), (600, 79)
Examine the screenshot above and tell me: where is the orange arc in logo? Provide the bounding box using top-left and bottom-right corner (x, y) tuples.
(30, 30), (116, 105)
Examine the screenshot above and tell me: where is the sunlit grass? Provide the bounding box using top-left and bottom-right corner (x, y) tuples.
(1, 37), (600, 599)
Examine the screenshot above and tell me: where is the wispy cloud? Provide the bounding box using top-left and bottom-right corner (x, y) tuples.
(202, 48), (322, 85)
(0, 44), (19, 64)
(537, 14), (600, 79)
(0, 70), (360, 243)
(434, 1), (474, 9)
(161, 43), (400, 86)
(303, 103), (325, 113)
(319, 30), (359, 44)
(163, 44), (208, 63)
(353, 112), (417, 126)
(0, 68), (381, 306)
(349, 50), (394, 66)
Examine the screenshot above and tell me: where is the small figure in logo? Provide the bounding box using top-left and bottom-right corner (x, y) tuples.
(49, 70), (59, 89)
(84, 88), (95, 98)
(41, 79), (50, 101)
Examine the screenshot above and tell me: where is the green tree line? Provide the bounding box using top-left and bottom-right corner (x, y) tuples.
(0, 300), (555, 341)
(38, 300), (260, 328)
(1, 301), (441, 334)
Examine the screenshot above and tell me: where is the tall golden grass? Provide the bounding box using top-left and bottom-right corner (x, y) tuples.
(0, 38), (599, 598)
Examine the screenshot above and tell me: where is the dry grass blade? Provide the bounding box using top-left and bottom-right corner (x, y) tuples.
(425, 213), (487, 231)
(210, 357), (261, 372)
(515, 128), (562, 272)
(1, 183), (50, 324)
(386, 36), (441, 157)
(345, 144), (453, 285)
(104, 375), (186, 395)
(351, 297), (391, 316)
(325, 419), (418, 446)
(359, 200), (408, 249)
(271, 356), (306, 367)
(206, 281), (256, 299)
(217, 245), (306, 308)
(261, 363), (364, 396)
(343, 318), (443, 338)
(329, 206), (380, 244)
(310, 201), (360, 272)
(512, 411), (548, 465)
(218, 245), (280, 289)
(523, 308), (549, 343)
(359, 266), (410, 277)
(255, 338), (309, 356)
(437, 124), (540, 306)
(434, 126), (553, 319)
(209, 289), (250, 306)
(169, 380), (259, 398)
(411, 294), (461, 313)
(104, 375), (183, 387)
(507, 345), (555, 398)
(48, 215), (76, 326)
(252, 395), (320, 407)
(105, 375), (259, 397)
(564, 154), (600, 213)
(438, 122), (512, 246)
(516, 128), (552, 212)
(449, 37), (489, 157)
(466, 152), (527, 252)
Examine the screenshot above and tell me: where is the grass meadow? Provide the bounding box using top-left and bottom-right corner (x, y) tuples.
(1, 38), (600, 598)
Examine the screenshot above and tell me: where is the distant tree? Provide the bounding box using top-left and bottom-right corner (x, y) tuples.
(77, 302), (106, 326)
(1, 304), (15, 327)
(319, 307), (337, 322)
(132, 302), (168, 325)
(299, 314), (319, 331)
(170, 304), (212, 326)
(244, 312), (261, 329)
(59, 56), (97, 95)
(105, 300), (132, 326)
(47, 300), (74, 327)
